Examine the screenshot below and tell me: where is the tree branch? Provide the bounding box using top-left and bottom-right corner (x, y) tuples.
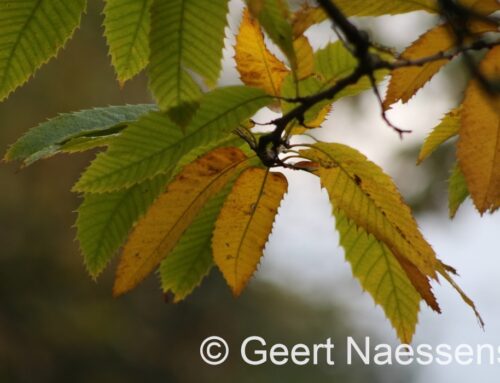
(253, 0), (500, 168)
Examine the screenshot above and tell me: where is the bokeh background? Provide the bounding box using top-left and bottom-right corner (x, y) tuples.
(0, 1), (499, 382)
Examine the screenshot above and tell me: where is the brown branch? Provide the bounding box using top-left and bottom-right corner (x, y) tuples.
(254, 0), (500, 168)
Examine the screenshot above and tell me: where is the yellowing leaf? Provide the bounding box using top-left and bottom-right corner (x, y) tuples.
(235, 8), (290, 96)
(291, 0), (439, 37)
(213, 168), (287, 296)
(335, 210), (422, 343)
(246, 0), (296, 68)
(384, 24), (455, 109)
(417, 107), (460, 164)
(293, 36), (314, 80)
(302, 143), (438, 278)
(113, 147), (249, 296)
(457, 46), (500, 214)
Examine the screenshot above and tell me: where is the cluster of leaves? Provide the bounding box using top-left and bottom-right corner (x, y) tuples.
(1, 0), (499, 343)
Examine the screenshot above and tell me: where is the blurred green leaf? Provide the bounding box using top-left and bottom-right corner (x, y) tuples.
(448, 163), (470, 218)
(314, 41), (389, 101)
(5, 104), (156, 166)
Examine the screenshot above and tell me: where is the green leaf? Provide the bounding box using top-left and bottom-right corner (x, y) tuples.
(247, 0), (296, 68)
(448, 163), (469, 218)
(4, 104), (156, 166)
(74, 86), (271, 193)
(0, 0), (86, 102)
(160, 176), (236, 302)
(314, 41), (389, 100)
(418, 108), (460, 164)
(148, 0), (230, 110)
(103, 0), (153, 84)
(77, 175), (168, 278)
(335, 210), (421, 343)
(281, 74), (331, 128)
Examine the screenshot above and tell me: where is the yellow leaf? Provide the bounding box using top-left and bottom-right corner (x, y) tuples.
(213, 168), (288, 296)
(417, 107), (461, 164)
(113, 147), (249, 296)
(457, 46), (500, 214)
(293, 36), (314, 80)
(302, 143), (438, 278)
(235, 8), (290, 96)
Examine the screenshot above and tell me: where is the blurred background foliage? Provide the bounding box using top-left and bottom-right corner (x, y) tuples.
(0, 1), (457, 382)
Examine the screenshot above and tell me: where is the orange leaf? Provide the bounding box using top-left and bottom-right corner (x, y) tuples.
(457, 46), (500, 214)
(384, 24), (455, 109)
(384, 20), (496, 109)
(395, 254), (440, 313)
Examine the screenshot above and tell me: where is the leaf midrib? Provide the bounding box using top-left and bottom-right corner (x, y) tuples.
(176, 0), (186, 104)
(120, 0), (150, 79)
(234, 169), (270, 282)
